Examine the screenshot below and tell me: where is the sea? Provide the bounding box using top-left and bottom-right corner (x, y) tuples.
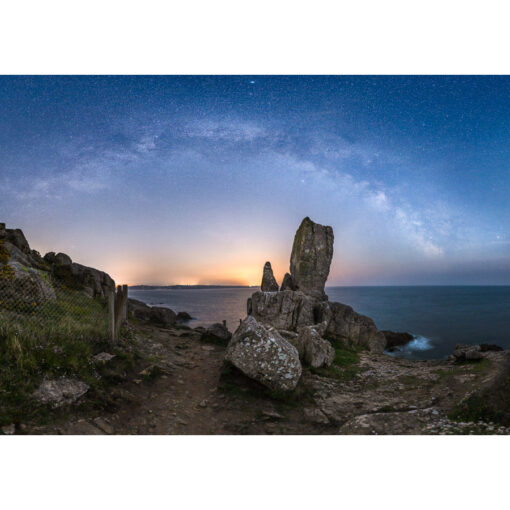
(128, 286), (510, 360)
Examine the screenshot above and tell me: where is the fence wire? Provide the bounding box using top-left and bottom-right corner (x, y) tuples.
(0, 263), (110, 345)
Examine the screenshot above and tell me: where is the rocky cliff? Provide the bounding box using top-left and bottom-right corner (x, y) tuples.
(0, 222), (115, 302)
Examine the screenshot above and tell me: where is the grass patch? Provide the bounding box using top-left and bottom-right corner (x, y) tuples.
(0, 286), (113, 426)
(448, 365), (510, 426)
(309, 340), (361, 382)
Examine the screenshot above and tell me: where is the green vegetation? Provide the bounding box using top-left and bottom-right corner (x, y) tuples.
(0, 286), (115, 426)
(449, 365), (510, 426)
(309, 340), (361, 382)
(0, 240), (10, 265)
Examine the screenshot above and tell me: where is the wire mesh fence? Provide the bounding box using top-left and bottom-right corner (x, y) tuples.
(0, 265), (111, 345)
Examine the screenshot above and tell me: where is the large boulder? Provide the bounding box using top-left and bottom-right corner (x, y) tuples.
(201, 322), (232, 344)
(127, 298), (176, 327)
(225, 316), (302, 392)
(44, 252), (72, 267)
(1, 261), (56, 309)
(32, 378), (89, 408)
(47, 254), (115, 298)
(260, 261), (279, 292)
(128, 298), (152, 321)
(291, 324), (335, 368)
(249, 290), (317, 331)
(381, 330), (414, 351)
(149, 306), (177, 327)
(317, 301), (386, 353)
(176, 311), (193, 323)
(289, 217), (334, 300)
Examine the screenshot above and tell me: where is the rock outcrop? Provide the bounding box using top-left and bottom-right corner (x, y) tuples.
(381, 330), (414, 351)
(201, 322), (232, 345)
(127, 298), (177, 327)
(2, 261), (57, 308)
(291, 324), (335, 368)
(225, 316), (302, 392)
(0, 223), (116, 300)
(260, 261), (279, 292)
(317, 301), (386, 353)
(289, 217), (334, 301)
(249, 290), (317, 331)
(44, 252), (115, 298)
(280, 272), (296, 291)
(245, 217), (387, 353)
(149, 306), (177, 327)
(176, 311), (193, 323)
(452, 344), (484, 361)
(0, 228), (56, 307)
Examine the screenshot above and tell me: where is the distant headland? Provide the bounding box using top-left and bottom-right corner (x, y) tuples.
(130, 285), (258, 290)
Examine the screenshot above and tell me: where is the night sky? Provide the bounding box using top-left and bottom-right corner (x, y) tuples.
(1, 76), (509, 285)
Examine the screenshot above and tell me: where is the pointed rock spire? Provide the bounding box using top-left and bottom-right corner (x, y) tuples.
(261, 261), (279, 291)
(280, 272), (296, 291)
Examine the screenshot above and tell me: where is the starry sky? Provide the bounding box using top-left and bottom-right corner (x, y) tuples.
(1, 76), (509, 285)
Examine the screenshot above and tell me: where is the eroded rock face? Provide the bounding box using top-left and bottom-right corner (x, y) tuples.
(249, 290), (316, 331)
(318, 301), (386, 353)
(291, 325), (335, 368)
(261, 261), (279, 292)
(225, 316), (302, 392)
(290, 217), (333, 300)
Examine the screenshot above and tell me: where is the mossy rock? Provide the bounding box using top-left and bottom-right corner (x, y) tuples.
(0, 240), (10, 265)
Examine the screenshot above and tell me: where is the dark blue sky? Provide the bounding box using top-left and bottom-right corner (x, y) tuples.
(1, 76), (509, 285)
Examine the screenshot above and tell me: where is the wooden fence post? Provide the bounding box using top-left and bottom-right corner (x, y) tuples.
(122, 284), (128, 322)
(108, 289), (115, 344)
(114, 284), (128, 340)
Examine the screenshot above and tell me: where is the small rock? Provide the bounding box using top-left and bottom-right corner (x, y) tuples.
(93, 352), (116, 363)
(1, 424), (15, 435)
(199, 400), (208, 408)
(262, 409), (284, 420)
(176, 311), (193, 323)
(93, 417), (114, 434)
(32, 378), (89, 408)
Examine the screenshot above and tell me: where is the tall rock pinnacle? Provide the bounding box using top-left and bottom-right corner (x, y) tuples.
(289, 217), (334, 300)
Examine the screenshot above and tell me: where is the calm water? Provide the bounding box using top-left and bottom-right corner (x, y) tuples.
(129, 286), (510, 360)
